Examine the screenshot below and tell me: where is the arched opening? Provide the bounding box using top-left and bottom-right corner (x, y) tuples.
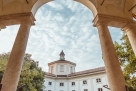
(29, 0), (124, 72)
(32, 0), (97, 17)
(29, 0), (103, 72)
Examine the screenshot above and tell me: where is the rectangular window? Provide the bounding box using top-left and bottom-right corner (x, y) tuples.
(96, 78), (101, 83)
(98, 88), (103, 91)
(72, 90), (75, 91)
(72, 82), (75, 86)
(84, 89), (88, 91)
(48, 82), (52, 85)
(60, 83), (64, 86)
(83, 80), (87, 84)
(60, 65), (64, 72)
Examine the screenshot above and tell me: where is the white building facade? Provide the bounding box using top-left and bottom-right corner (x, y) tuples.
(45, 51), (109, 91)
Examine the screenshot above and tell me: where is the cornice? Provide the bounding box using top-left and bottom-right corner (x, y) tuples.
(122, 23), (136, 32)
(45, 67), (106, 79)
(67, 70), (106, 79)
(48, 60), (76, 66)
(0, 12), (35, 29)
(93, 14), (108, 27)
(45, 70), (106, 79)
(93, 14), (136, 28)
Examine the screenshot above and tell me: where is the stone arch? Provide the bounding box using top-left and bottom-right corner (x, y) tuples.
(31, 0), (97, 17)
(75, 0), (97, 17)
(31, 0), (52, 16)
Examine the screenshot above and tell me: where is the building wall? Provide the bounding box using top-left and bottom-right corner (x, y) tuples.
(44, 73), (109, 91)
(56, 80), (68, 91)
(45, 78), (56, 91)
(48, 63), (75, 75)
(48, 64), (56, 74)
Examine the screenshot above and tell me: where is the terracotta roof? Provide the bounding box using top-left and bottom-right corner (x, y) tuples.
(45, 72), (56, 77)
(45, 67), (105, 78)
(48, 60), (76, 66)
(68, 67), (105, 77)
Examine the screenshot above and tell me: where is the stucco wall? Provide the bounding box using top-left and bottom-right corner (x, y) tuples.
(48, 63), (75, 75)
(45, 73), (109, 91)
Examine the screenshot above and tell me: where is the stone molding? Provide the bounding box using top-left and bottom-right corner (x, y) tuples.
(0, 12), (35, 29)
(93, 14), (108, 27)
(93, 14), (136, 28)
(48, 60), (76, 66)
(122, 24), (136, 33)
(45, 67), (106, 78)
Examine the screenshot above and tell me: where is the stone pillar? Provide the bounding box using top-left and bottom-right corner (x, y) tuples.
(94, 21), (126, 91)
(1, 13), (35, 91)
(122, 25), (136, 56)
(1, 23), (30, 91)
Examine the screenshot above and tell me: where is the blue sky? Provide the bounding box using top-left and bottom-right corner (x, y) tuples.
(0, 0), (123, 72)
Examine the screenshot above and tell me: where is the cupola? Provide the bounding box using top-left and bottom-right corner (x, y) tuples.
(48, 50), (76, 75)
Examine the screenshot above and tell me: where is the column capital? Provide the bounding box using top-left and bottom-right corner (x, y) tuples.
(122, 23), (136, 33)
(93, 14), (135, 28)
(0, 12), (35, 29)
(93, 14), (108, 27)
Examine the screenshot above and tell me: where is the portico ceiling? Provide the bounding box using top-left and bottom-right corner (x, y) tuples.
(0, 0), (135, 20)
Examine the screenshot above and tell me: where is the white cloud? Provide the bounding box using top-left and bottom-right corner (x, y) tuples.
(47, 1), (64, 10)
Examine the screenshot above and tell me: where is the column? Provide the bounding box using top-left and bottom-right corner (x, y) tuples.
(122, 25), (136, 56)
(96, 22), (126, 91)
(1, 23), (31, 91)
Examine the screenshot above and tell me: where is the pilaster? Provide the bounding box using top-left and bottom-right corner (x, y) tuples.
(0, 12), (35, 30)
(93, 14), (135, 28)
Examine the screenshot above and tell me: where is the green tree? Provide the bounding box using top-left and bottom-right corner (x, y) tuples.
(0, 53), (45, 91)
(114, 33), (136, 91)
